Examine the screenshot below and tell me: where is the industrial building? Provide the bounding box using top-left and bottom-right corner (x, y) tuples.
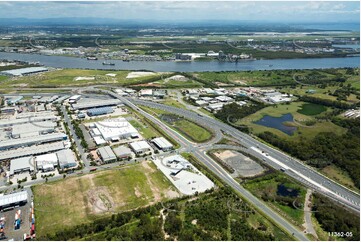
(0, 191), (28, 210)
(97, 146), (117, 163)
(152, 137), (173, 151)
(10, 156), (35, 176)
(10, 121), (56, 139)
(93, 118), (139, 141)
(36, 153), (58, 172)
(5, 96), (23, 105)
(71, 99), (122, 110)
(57, 149), (77, 170)
(113, 146), (133, 159)
(1, 67), (48, 76)
(0, 114), (58, 127)
(68, 95), (81, 104)
(87, 107), (114, 117)
(0, 141), (66, 161)
(0, 133), (67, 150)
(129, 141), (152, 155)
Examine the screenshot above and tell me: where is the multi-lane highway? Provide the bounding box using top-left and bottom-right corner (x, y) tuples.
(102, 91), (311, 240)
(124, 97), (360, 213)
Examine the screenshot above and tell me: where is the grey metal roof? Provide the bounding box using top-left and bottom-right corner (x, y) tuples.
(98, 146), (116, 161)
(1, 67), (48, 76)
(57, 149), (77, 166)
(0, 141), (65, 161)
(72, 99), (121, 110)
(113, 146), (133, 157)
(0, 133), (67, 150)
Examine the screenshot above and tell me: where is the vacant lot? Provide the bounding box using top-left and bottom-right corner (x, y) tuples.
(211, 149), (265, 178)
(32, 161), (179, 237)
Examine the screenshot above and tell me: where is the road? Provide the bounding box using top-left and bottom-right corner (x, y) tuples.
(105, 90), (309, 241)
(60, 106), (90, 168)
(125, 97), (360, 212)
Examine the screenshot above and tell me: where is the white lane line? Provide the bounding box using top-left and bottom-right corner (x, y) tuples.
(250, 146), (355, 207)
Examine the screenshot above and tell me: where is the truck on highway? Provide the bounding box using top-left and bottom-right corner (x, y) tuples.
(280, 168), (287, 172)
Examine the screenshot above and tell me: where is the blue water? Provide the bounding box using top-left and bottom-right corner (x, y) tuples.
(0, 52), (359, 72)
(254, 113), (297, 135)
(277, 184), (299, 197)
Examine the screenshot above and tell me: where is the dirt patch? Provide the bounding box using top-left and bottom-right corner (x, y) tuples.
(134, 186), (143, 198)
(213, 150), (265, 178)
(87, 186), (115, 214)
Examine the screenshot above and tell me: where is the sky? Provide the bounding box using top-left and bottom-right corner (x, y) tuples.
(0, 1), (359, 23)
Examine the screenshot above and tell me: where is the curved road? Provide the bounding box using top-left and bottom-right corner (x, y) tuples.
(125, 98), (360, 213)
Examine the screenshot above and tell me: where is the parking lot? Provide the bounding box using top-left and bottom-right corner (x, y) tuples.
(1, 197), (32, 240)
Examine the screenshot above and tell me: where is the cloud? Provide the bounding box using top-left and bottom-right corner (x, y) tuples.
(0, 1), (359, 23)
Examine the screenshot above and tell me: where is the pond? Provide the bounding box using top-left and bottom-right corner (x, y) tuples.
(254, 113), (297, 135)
(277, 184), (299, 197)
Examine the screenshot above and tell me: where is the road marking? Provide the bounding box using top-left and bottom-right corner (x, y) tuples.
(251, 146), (354, 207)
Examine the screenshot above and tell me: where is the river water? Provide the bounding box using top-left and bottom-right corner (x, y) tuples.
(0, 52), (359, 72)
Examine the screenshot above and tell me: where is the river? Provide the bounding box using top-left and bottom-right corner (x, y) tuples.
(0, 52), (359, 72)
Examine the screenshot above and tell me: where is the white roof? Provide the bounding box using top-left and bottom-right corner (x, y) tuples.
(215, 96), (233, 102)
(11, 121), (56, 136)
(139, 89), (153, 96)
(92, 128), (101, 136)
(0, 191), (28, 207)
(152, 137), (173, 149)
(10, 156), (35, 175)
(36, 153), (58, 166)
(69, 95), (81, 100)
(94, 136), (106, 145)
(57, 149), (77, 166)
(208, 103), (224, 110)
(95, 118), (139, 140)
(130, 140), (151, 151)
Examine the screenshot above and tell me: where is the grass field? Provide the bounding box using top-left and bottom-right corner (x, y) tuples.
(238, 102), (346, 140)
(141, 105), (214, 143)
(161, 98), (187, 109)
(321, 165), (359, 192)
(172, 118), (213, 143)
(281, 85), (360, 104)
(0, 69), (168, 88)
(128, 119), (158, 139)
(33, 162), (179, 237)
(297, 103), (327, 116)
(244, 173), (306, 227)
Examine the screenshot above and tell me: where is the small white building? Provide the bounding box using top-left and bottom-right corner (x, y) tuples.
(215, 96), (234, 103)
(130, 141), (152, 155)
(152, 137), (173, 151)
(36, 153), (58, 172)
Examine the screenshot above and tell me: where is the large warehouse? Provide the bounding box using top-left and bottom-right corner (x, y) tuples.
(57, 149), (77, 169)
(1, 67), (48, 76)
(0, 133), (67, 150)
(94, 118), (139, 141)
(72, 99), (122, 110)
(87, 107), (114, 116)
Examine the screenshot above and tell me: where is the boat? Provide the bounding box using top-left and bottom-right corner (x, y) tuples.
(87, 56), (98, 60)
(102, 62), (115, 66)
